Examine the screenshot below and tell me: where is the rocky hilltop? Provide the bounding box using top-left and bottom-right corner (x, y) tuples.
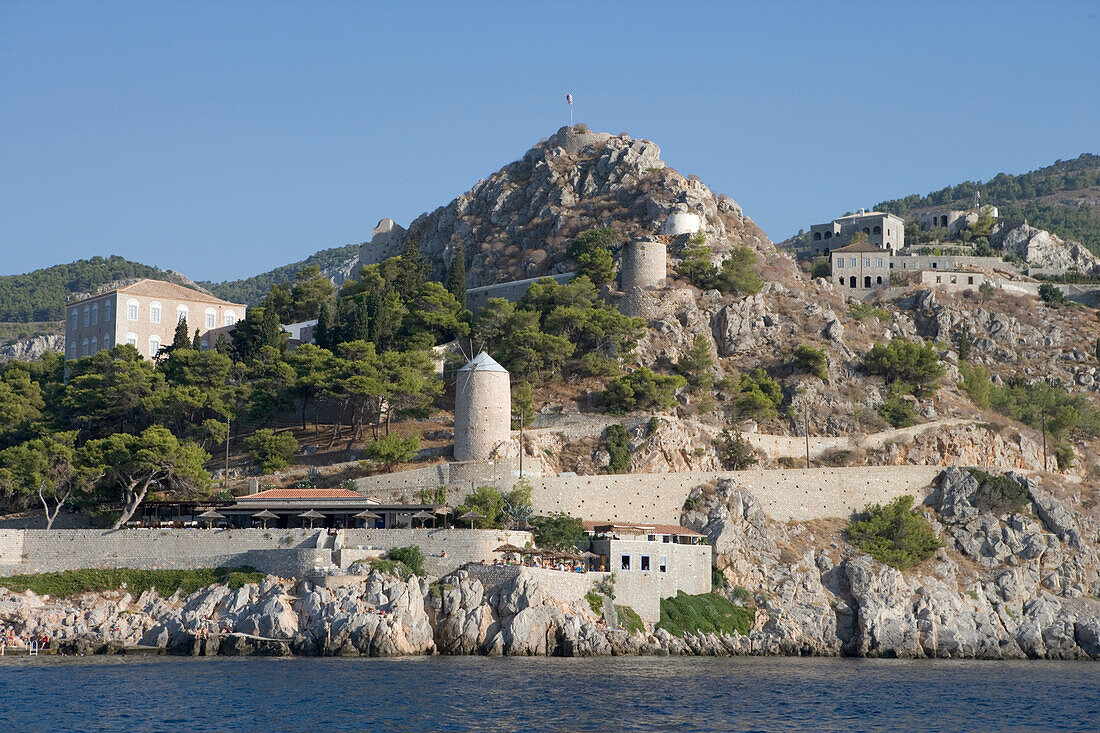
(364, 125), (770, 288)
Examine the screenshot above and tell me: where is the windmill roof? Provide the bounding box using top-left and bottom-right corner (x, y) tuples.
(458, 351), (508, 373)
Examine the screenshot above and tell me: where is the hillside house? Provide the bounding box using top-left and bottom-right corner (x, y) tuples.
(830, 241), (891, 290)
(65, 279), (246, 361)
(810, 209), (905, 256)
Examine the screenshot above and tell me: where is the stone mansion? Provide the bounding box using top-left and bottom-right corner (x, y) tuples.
(809, 209), (905, 256)
(65, 279), (247, 361)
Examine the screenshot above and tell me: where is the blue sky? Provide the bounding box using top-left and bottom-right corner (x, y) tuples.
(2, 1), (1097, 281)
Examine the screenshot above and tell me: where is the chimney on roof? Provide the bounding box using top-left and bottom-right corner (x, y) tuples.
(859, 208), (866, 215)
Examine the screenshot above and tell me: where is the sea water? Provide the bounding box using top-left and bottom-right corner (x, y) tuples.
(1, 655), (1098, 732)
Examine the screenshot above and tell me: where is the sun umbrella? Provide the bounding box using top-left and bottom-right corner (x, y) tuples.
(433, 505), (453, 515)
(252, 509), (277, 528)
(299, 509), (324, 528)
(460, 510), (486, 527)
(492, 543), (526, 554)
(198, 509), (225, 526)
(411, 510), (435, 527)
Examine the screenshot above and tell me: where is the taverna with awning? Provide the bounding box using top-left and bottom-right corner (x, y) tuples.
(215, 488), (450, 529)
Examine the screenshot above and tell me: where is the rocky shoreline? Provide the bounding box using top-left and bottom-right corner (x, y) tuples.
(4, 469), (1100, 661)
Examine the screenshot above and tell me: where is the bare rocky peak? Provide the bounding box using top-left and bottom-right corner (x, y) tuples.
(364, 125), (773, 289)
(998, 223), (1100, 274)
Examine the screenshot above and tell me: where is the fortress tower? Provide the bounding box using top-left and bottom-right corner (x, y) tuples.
(356, 218), (408, 276)
(454, 352), (511, 462)
(621, 239), (667, 289)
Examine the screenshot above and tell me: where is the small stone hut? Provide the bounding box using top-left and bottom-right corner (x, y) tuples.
(621, 239), (666, 289)
(454, 352), (511, 462)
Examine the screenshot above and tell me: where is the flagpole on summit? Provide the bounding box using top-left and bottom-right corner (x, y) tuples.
(566, 93), (573, 124)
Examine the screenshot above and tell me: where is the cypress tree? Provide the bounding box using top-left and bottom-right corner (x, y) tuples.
(192, 328), (202, 350)
(171, 317), (191, 350)
(446, 241), (467, 302)
(315, 300), (334, 350)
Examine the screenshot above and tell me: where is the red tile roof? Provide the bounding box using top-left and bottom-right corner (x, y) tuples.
(239, 488), (363, 500)
(582, 520), (704, 537)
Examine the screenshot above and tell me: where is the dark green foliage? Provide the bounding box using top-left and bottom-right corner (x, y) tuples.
(568, 228), (618, 285)
(0, 256), (183, 322)
(599, 368), (686, 414)
(792, 344), (828, 380)
(675, 336), (715, 392)
(203, 244), (358, 306)
(968, 469), (1030, 515)
(386, 546), (425, 577)
(446, 241), (467, 301)
(603, 424), (632, 473)
(360, 432), (420, 471)
(845, 495), (943, 570)
(958, 363), (992, 409)
(655, 591), (755, 637)
(616, 605), (645, 634)
(511, 381), (536, 429)
(711, 566), (727, 590)
(529, 513), (587, 551)
(585, 591), (604, 616)
(862, 339), (945, 397)
(288, 265), (336, 321)
(576, 352), (621, 377)
(810, 259), (831, 279)
(714, 429), (757, 470)
(456, 486), (505, 529)
(243, 429), (299, 473)
(736, 369), (783, 420)
(878, 393), (918, 428)
(1038, 282), (1066, 304)
(0, 567), (266, 599)
(848, 301), (892, 323)
(677, 240), (763, 296)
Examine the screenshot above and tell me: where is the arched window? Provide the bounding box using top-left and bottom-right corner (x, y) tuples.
(71, 309), (79, 330)
(149, 335), (161, 356)
(82, 338), (89, 356)
(83, 306), (90, 327)
(150, 302), (162, 324)
(200, 339), (209, 351)
(864, 276), (871, 288)
(126, 332), (138, 347)
(813, 232), (822, 241)
(127, 299), (139, 321)
(68, 342), (76, 358)
(862, 227), (870, 235)
(824, 231), (832, 239)
(876, 276), (883, 284)
(224, 310), (237, 326)
(105, 301), (112, 322)
(205, 308), (216, 329)
(849, 276), (857, 288)
(91, 336), (97, 354)
(92, 303), (99, 325)
(177, 305), (189, 324)
(103, 333), (111, 350)
(872, 225), (881, 234)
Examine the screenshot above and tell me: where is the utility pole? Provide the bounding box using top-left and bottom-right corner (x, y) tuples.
(803, 405), (811, 469)
(519, 406), (524, 480)
(1040, 407), (1049, 473)
(224, 414), (231, 490)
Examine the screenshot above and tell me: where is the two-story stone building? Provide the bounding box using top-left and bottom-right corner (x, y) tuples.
(65, 279), (247, 361)
(830, 241), (892, 291)
(810, 209), (905, 256)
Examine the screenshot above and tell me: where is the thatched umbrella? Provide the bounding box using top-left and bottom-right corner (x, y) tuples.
(299, 509), (324, 529)
(252, 509), (277, 529)
(354, 509), (380, 528)
(198, 509), (225, 527)
(460, 510), (485, 528)
(581, 550), (601, 570)
(433, 504), (452, 527)
(411, 509), (435, 528)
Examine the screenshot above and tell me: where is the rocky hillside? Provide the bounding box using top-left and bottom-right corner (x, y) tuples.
(366, 125), (771, 289)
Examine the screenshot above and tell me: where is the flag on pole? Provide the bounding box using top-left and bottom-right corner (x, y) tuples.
(566, 93), (572, 107)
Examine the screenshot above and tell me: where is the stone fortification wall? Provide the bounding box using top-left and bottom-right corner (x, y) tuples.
(528, 466), (944, 525)
(351, 459), (519, 502)
(0, 528), (531, 579)
(454, 368), (511, 462)
(464, 273), (576, 315)
(620, 239), (666, 289)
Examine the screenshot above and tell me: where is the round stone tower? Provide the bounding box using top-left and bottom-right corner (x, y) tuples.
(621, 239), (667, 289)
(454, 352), (511, 462)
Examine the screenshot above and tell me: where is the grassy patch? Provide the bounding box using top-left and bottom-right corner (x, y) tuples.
(849, 301), (892, 323)
(0, 567), (266, 599)
(586, 591), (604, 616)
(655, 591), (755, 637)
(616, 604), (645, 634)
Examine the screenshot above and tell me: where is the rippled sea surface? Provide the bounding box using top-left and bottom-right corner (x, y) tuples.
(1, 655), (1099, 732)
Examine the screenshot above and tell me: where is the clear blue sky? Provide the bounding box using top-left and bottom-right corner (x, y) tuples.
(2, 1), (1097, 281)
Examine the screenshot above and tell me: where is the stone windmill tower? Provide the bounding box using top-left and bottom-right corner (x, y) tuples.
(454, 351), (511, 461)
(621, 238), (667, 289)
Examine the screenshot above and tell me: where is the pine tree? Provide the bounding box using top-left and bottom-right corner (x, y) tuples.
(446, 241), (467, 302)
(315, 300), (334, 350)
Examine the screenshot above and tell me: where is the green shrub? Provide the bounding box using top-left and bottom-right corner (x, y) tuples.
(714, 428), (757, 470)
(735, 369), (783, 420)
(603, 424), (632, 473)
(616, 604), (645, 634)
(792, 344), (828, 380)
(386, 546), (425, 576)
(958, 363), (992, 409)
(878, 394), (917, 427)
(576, 352), (621, 377)
(968, 469), (1029, 515)
(810, 259), (831, 279)
(675, 336), (715, 392)
(711, 566), (726, 590)
(243, 429), (299, 473)
(369, 559), (412, 580)
(361, 432), (420, 471)
(529, 513), (587, 551)
(849, 302), (892, 323)
(861, 339), (945, 397)
(845, 495), (943, 570)
(511, 380), (536, 429)
(568, 228), (618, 285)
(0, 567), (265, 598)
(677, 242), (763, 296)
(586, 590), (604, 616)
(599, 367), (686, 414)
(655, 591), (755, 637)
(1038, 282), (1066, 304)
